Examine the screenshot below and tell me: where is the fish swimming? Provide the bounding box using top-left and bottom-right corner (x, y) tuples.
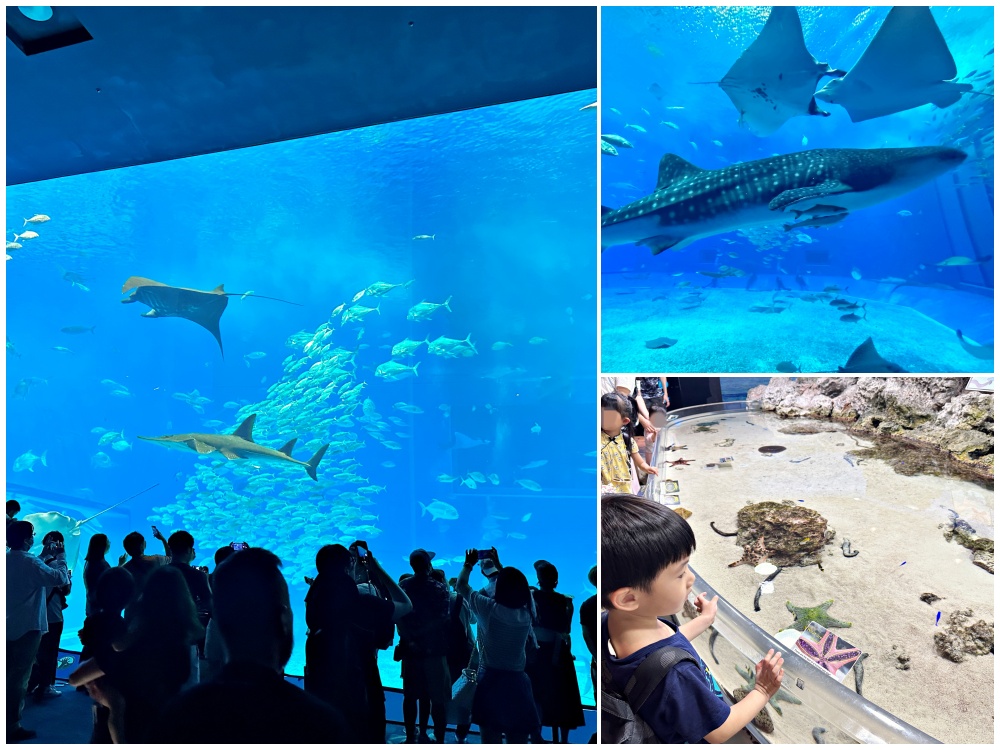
(121, 277), (300, 356)
(838, 337), (907, 373)
(955, 330), (994, 361)
(601, 147), (965, 254)
(138, 414), (330, 480)
(601, 134), (634, 149)
(814, 7), (974, 123)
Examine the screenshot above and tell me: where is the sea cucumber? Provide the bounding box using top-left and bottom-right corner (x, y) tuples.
(844, 454), (855, 467)
(842, 539), (859, 558)
(754, 567), (782, 612)
(854, 652), (869, 696)
(790, 456), (812, 463)
(812, 727), (828, 744)
(708, 628), (720, 664)
(710, 521), (738, 537)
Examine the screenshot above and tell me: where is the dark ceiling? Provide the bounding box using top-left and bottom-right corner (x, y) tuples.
(6, 6), (596, 186)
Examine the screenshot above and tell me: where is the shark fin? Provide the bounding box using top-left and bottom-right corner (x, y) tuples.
(306, 443), (330, 481)
(233, 414), (257, 442)
(213, 284), (225, 294)
(639, 235), (689, 256)
(219, 448), (241, 460)
(278, 438), (297, 457)
(655, 153), (704, 190)
(769, 181), (852, 212)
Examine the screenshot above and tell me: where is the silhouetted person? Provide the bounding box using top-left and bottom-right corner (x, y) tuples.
(27, 531), (73, 701)
(304, 544), (367, 742)
(201, 545), (236, 683)
(77, 567), (135, 743)
(121, 526), (171, 620)
(528, 560), (585, 742)
(6, 521), (70, 743)
(580, 565), (598, 745)
(70, 565), (203, 742)
(458, 549), (540, 744)
(155, 548), (349, 742)
(398, 549), (452, 743)
(350, 542), (413, 743)
(83, 534), (125, 618)
(167, 531), (213, 633)
(6, 499), (21, 527)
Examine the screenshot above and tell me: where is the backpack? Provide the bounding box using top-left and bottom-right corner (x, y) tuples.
(601, 612), (698, 743)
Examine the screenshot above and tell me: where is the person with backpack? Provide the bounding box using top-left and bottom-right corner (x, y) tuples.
(601, 493), (785, 743)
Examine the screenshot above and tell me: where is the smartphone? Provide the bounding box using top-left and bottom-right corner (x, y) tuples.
(477, 550), (491, 560)
(230, 542), (250, 551)
(353, 540), (369, 551)
(357, 547), (368, 558)
(151, 525), (160, 536)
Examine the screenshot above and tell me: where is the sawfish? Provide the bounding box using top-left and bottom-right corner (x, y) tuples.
(121, 277), (301, 356)
(601, 146), (966, 255)
(21, 484), (158, 570)
(138, 414), (330, 480)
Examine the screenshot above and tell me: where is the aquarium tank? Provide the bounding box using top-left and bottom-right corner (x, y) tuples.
(6, 89), (598, 705)
(601, 6), (994, 374)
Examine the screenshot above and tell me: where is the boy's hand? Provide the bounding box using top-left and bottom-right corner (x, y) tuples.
(646, 465), (659, 476)
(754, 649), (785, 700)
(692, 592), (718, 624)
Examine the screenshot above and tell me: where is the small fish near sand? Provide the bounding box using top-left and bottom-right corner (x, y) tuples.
(646, 336), (678, 350)
(840, 304), (868, 323)
(775, 361), (800, 373)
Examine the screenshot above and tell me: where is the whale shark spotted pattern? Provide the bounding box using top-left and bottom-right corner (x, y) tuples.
(601, 146), (966, 255)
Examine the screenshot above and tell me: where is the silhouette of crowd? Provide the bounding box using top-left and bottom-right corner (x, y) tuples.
(7, 505), (595, 744)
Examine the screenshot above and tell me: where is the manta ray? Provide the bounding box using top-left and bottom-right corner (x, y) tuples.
(814, 7), (975, 123)
(837, 337), (907, 373)
(714, 6), (846, 136)
(121, 277), (300, 356)
(601, 146), (966, 254)
(138, 414), (330, 480)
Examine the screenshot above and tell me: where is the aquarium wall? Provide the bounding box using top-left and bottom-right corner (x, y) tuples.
(6, 89), (598, 704)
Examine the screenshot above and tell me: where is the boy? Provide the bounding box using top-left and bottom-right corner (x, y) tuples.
(601, 391), (658, 494)
(602, 493), (784, 743)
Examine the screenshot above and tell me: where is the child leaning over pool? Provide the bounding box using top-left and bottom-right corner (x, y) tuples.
(601, 391), (658, 494)
(601, 493), (785, 743)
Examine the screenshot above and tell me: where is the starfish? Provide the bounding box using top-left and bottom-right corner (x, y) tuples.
(728, 535), (769, 568)
(667, 458), (694, 467)
(785, 599), (852, 630)
(736, 665), (802, 715)
(796, 629), (862, 676)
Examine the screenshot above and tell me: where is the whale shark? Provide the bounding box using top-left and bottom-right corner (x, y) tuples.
(137, 414), (330, 480)
(601, 146), (966, 254)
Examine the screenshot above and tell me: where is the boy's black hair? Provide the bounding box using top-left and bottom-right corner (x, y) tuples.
(6, 499), (21, 516)
(167, 530), (195, 556)
(123, 531), (145, 557)
(601, 493), (696, 609)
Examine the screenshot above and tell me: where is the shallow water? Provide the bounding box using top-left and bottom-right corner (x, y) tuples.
(656, 409), (993, 743)
(6, 90), (598, 702)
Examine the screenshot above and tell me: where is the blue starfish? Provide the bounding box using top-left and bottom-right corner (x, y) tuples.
(785, 599), (852, 630)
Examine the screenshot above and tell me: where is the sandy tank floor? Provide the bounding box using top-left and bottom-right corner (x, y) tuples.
(601, 276), (992, 373)
(654, 412), (993, 744)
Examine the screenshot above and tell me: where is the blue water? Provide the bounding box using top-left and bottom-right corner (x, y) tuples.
(602, 6), (994, 372)
(6, 90), (598, 704)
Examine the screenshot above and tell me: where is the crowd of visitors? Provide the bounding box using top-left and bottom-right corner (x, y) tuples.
(6, 503), (594, 744)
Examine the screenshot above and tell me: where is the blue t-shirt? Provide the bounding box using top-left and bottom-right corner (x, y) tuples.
(606, 620), (729, 743)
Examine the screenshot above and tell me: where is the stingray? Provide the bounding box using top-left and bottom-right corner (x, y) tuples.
(837, 337), (907, 373)
(758, 445), (787, 454)
(709, 6), (846, 136)
(20, 484), (157, 571)
(814, 7), (975, 122)
(121, 277), (300, 356)
(955, 330), (994, 361)
(646, 336), (678, 350)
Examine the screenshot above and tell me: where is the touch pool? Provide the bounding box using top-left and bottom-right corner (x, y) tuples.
(647, 403), (993, 744)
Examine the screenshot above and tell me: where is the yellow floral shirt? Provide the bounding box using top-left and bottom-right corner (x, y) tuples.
(601, 431), (637, 494)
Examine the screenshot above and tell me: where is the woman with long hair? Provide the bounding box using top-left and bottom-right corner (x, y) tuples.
(457, 548), (540, 744)
(83, 534), (125, 618)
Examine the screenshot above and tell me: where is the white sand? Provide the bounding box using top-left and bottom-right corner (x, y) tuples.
(601, 281), (991, 373)
(657, 413), (993, 744)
